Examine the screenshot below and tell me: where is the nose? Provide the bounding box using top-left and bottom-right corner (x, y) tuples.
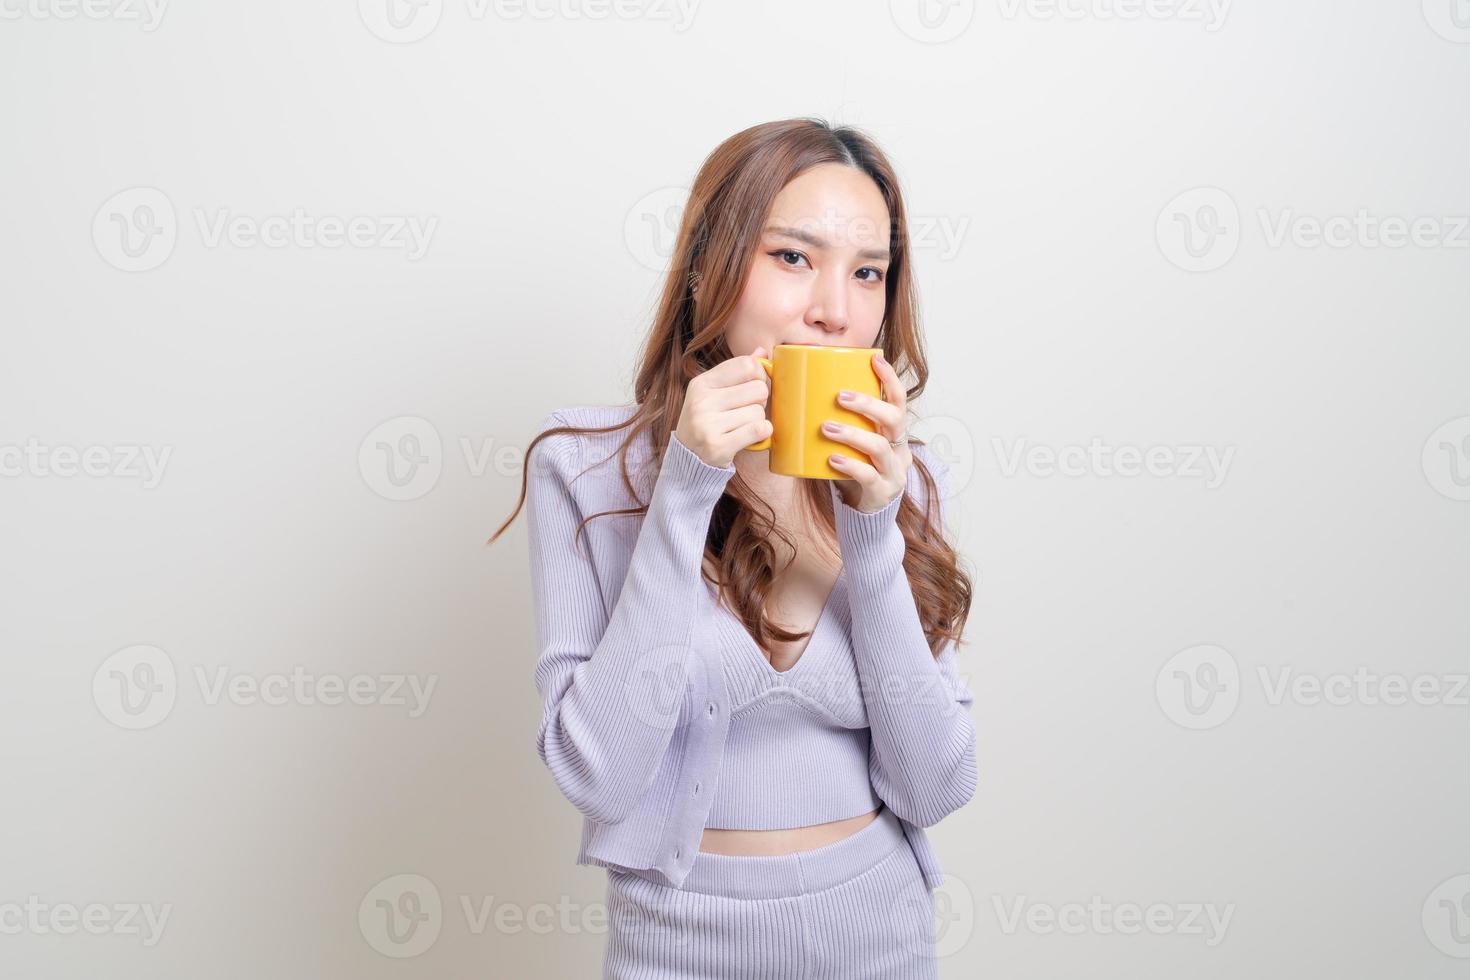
(803, 268), (848, 334)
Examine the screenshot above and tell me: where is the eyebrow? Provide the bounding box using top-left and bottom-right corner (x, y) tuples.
(764, 225), (891, 262)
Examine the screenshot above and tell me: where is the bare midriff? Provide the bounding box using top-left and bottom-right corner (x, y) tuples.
(698, 808), (880, 856)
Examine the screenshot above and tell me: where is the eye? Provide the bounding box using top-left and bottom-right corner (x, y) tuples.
(771, 248), (809, 268)
(771, 249), (887, 284)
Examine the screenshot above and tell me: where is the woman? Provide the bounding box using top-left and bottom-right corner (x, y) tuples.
(492, 117), (977, 979)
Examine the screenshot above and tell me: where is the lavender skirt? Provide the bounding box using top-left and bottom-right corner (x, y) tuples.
(602, 805), (938, 980)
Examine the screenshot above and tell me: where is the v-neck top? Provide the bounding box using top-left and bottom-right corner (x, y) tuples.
(702, 572), (884, 829)
(526, 403), (978, 891)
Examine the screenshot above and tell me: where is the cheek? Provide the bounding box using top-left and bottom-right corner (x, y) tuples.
(854, 290), (886, 344)
(736, 264), (808, 321)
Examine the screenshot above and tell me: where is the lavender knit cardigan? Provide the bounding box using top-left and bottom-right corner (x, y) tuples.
(527, 404), (977, 890)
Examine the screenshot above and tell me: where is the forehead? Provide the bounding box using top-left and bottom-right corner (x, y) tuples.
(765, 163), (891, 252)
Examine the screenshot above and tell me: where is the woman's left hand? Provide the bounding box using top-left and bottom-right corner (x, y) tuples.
(823, 351), (912, 514)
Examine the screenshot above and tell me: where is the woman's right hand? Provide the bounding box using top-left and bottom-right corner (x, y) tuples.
(674, 345), (772, 469)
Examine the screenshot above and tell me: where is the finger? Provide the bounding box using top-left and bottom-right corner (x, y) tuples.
(836, 389), (904, 431)
(731, 417), (772, 447)
(820, 421), (893, 470)
(702, 348), (769, 389)
(872, 352), (908, 412)
(717, 402), (766, 435)
(828, 450), (880, 485)
(708, 377), (771, 411)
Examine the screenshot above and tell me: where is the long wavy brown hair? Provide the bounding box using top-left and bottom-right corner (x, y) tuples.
(489, 117), (971, 659)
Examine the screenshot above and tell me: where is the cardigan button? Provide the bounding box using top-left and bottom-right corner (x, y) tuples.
(706, 701), (717, 718)
(674, 847), (682, 860)
(692, 781), (701, 795)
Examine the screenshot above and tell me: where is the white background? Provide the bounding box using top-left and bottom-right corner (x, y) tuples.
(2, 0), (1468, 976)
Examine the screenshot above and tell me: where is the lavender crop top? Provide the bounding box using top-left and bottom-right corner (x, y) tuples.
(526, 403), (977, 890)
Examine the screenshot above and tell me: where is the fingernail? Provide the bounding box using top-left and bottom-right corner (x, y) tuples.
(829, 453), (845, 464)
(838, 390), (853, 401)
(875, 353), (887, 364)
(822, 421), (840, 433)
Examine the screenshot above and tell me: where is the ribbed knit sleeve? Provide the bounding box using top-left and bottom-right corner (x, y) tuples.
(528, 413), (736, 825)
(827, 449), (978, 828)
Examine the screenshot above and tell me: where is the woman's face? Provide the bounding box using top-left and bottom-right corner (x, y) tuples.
(719, 163), (891, 356)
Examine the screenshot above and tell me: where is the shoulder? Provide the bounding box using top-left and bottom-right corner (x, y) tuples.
(531, 403), (655, 496)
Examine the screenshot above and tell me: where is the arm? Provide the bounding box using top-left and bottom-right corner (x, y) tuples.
(527, 412), (735, 825)
(829, 447), (978, 827)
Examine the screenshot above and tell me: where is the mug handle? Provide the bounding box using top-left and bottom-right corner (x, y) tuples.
(744, 356), (775, 451)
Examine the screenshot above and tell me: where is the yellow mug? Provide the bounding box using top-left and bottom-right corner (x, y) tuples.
(746, 344), (884, 480)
